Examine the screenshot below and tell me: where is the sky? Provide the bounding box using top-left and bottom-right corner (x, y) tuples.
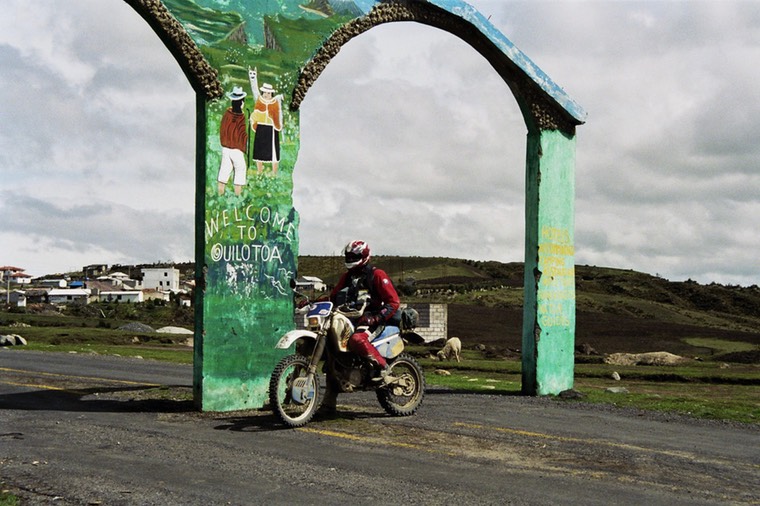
(1, 0), (758, 287)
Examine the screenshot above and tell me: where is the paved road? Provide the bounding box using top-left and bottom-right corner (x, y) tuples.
(1, 349), (758, 505)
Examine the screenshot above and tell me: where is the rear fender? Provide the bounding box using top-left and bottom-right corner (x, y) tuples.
(276, 329), (318, 349)
(401, 331), (425, 345)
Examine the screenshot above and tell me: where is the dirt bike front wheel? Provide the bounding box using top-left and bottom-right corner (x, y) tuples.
(269, 354), (321, 428)
(376, 352), (425, 417)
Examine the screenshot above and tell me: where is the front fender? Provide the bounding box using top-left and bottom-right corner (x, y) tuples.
(276, 329), (318, 349)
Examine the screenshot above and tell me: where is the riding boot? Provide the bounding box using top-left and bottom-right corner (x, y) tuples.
(320, 383), (338, 414)
(367, 356), (391, 383)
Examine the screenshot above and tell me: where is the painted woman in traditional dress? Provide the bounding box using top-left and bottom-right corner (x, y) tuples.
(249, 68), (283, 176)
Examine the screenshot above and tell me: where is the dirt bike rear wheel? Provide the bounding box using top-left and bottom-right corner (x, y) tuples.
(376, 352), (425, 416)
(269, 354), (320, 428)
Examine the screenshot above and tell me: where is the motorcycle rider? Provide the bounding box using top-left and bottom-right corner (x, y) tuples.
(322, 240), (400, 412)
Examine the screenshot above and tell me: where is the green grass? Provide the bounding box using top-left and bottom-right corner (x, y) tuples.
(0, 489), (18, 506)
(427, 371), (521, 395)
(575, 379), (759, 424)
(23, 342), (193, 364)
(683, 337), (757, 354)
(417, 344), (759, 425)
(422, 360), (759, 424)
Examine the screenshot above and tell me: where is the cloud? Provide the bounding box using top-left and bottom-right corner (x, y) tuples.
(295, 21), (527, 261)
(0, 193), (193, 271)
(0, 0), (196, 268)
(1, 0), (758, 287)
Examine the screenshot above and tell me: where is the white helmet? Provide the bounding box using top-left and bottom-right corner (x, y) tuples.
(343, 240), (370, 270)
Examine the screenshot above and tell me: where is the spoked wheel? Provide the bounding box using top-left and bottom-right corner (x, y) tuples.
(376, 352), (425, 416)
(269, 354), (321, 428)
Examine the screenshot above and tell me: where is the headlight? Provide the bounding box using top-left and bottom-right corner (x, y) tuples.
(308, 316), (321, 328)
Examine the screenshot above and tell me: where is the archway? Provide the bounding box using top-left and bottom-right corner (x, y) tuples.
(125, 0), (585, 411)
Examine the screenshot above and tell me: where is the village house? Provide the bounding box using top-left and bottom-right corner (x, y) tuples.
(98, 290), (144, 303)
(142, 267), (180, 292)
(142, 288), (171, 303)
(48, 288), (91, 305)
(83, 264), (108, 279)
(8, 290), (26, 307)
(295, 276), (327, 292)
(1, 263), (193, 307)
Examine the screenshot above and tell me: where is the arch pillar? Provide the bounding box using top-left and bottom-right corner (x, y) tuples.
(523, 129), (577, 395)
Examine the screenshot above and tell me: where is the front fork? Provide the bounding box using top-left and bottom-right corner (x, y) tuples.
(306, 330), (327, 381)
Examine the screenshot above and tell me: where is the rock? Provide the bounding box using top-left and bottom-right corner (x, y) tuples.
(156, 326), (193, 335)
(0, 334), (26, 346)
(605, 387), (629, 394)
(558, 389), (585, 399)
(117, 322), (155, 333)
(434, 369), (451, 376)
(604, 352), (688, 366)
(611, 371), (621, 381)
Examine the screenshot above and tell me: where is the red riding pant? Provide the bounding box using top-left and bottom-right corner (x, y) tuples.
(348, 331), (387, 368)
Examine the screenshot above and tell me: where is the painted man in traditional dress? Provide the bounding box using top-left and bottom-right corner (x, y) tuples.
(249, 68), (284, 176)
(216, 86), (249, 195)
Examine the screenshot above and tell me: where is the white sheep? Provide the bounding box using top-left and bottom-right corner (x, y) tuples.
(436, 337), (462, 362)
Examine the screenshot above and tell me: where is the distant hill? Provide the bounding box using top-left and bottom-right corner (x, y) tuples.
(298, 256), (760, 362)
(38, 256), (759, 363)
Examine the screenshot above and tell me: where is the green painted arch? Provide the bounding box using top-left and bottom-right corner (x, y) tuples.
(124, 0), (585, 409)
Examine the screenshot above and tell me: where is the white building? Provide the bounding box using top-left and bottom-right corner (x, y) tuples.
(296, 276), (327, 292)
(98, 291), (144, 303)
(142, 267), (180, 292)
(48, 288), (91, 305)
(8, 290), (26, 307)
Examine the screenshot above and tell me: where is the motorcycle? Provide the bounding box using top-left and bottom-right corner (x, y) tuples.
(269, 281), (426, 427)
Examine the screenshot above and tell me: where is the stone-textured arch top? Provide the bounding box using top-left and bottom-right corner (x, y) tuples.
(127, 0), (585, 132)
(293, 0), (586, 133)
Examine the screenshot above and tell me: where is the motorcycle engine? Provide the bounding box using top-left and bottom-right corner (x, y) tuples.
(333, 359), (366, 392)
(336, 368), (364, 392)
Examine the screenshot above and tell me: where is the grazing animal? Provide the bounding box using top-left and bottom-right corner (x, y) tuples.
(436, 337), (462, 363)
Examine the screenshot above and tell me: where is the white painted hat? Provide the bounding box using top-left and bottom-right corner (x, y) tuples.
(226, 86), (247, 100)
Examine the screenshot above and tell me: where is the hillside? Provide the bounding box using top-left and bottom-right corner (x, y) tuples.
(298, 256), (760, 363)
(24, 257), (759, 363)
